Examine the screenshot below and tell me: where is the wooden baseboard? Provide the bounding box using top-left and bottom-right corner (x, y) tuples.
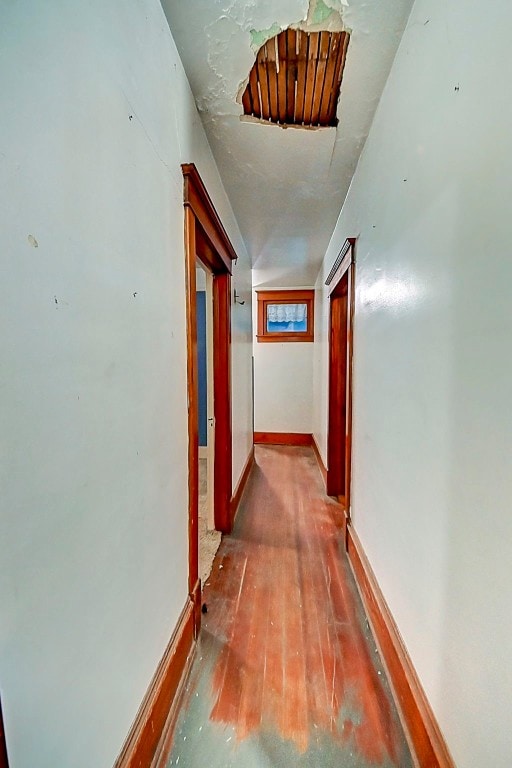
(254, 432), (313, 446)
(311, 435), (327, 485)
(114, 599), (196, 768)
(346, 526), (454, 768)
(230, 447), (255, 526)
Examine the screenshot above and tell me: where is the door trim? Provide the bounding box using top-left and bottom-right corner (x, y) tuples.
(182, 164), (236, 627)
(326, 238), (355, 536)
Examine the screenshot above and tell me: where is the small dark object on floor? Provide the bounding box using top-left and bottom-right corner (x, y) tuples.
(202, 603), (208, 614)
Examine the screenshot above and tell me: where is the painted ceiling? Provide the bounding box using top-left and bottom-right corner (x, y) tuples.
(162, 0), (414, 286)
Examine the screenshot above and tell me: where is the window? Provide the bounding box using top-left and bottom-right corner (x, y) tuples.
(256, 290), (314, 343)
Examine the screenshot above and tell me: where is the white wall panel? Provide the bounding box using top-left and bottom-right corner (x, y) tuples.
(313, 1), (512, 765)
(0, 2), (251, 765)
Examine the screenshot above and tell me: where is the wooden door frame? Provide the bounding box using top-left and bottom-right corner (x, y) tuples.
(182, 164), (237, 630)
(326, 238), (356, 540)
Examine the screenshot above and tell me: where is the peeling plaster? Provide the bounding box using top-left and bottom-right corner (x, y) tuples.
(248, 0), (347, 53)
(309, 0), (339, 25)
(250, 23), (282, 50)
(240, 0), (349, 108)
(162, 0), (414, 285)
(295, 0), (346, 33)
(240, 114), (327, 131)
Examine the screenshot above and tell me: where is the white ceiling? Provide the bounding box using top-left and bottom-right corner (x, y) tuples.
(162, 0), (414, 286)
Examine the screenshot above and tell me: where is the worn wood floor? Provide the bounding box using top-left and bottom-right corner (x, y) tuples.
(163, 445), (413, 768)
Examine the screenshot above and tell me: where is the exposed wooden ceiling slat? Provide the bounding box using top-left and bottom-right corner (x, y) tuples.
(286, 28), (297, 124)
(266, 36), (279, 120)
(326, 31), (349, 125)
(248, 64), (260, 118)
(242, 85), (252, 116)
(319, 32), (341, 125)
(337, 32), (350, 100)
(242, 28), (350, 128)
(311, 31), (331, 125)
(242, 57), (257, 117)
(257, 47), (271, 120)
(303, 32), (320, 126)
(295, 31), (309, 124)
(277, 31), (288, 124)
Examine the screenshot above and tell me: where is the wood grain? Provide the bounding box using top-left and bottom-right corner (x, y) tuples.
(303, 32), (320, 125)
(201, 446), (411, 764)
(277, 31), (288, 124)
(295, 30), (309, 123)
(310, 31), (331, 125)
(266, 36), (278, 120)
(257, 47), (271, 121)
(242, 29), (350, 128)
(212, 272), (232, 534)
(320, 32), (341, 125)
(248, 65), (260, 118)
(327, 273), (349, 498)
(184, 204), (199, 596)
(326, 30), (349, 124)
(285, 29), (297, 123)
(326, 239), (355, 517)
(183, 163), (235, 559)
(182, 164), (237, 273)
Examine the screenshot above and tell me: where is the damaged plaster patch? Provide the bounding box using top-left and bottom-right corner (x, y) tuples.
(240, 114), (324, 131)
(250, 23), (282, 50)
(195, 0), (350, 127)
(238, 0), (349, 108)
(298, 0), (346, 32)
(310, 0), (337, 25)
(245, 0), (348, 59)
(200, 14), (253, 116)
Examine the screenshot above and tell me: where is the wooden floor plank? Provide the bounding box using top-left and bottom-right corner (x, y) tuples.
(163, 446), (414, 768)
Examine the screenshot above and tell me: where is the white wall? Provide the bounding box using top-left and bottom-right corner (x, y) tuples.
(253, 288), (313, 434)
(231, 273), (254, 485)
(313, 1), (512, 766)
(0, 2), (252, 766)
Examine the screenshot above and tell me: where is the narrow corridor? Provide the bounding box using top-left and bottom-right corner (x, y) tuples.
(161, 446), (413, 767)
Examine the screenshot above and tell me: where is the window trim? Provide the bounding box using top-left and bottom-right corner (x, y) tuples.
(256, 289), (315, 343)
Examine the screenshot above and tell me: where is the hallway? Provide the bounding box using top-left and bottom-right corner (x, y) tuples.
(162, 446), (412, 767)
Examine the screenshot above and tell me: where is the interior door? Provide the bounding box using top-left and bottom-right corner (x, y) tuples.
(327, 272), (349, 501)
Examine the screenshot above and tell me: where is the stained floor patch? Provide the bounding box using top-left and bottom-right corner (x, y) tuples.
(165, 446), (413, 768)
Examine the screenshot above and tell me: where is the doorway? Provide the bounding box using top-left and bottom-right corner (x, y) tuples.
(196, 263), (221, 585)
(326, 238), (355, 537)
(182, 164), (237, 632)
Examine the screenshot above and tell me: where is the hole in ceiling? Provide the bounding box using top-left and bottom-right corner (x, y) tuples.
(242, 28), (350, 129)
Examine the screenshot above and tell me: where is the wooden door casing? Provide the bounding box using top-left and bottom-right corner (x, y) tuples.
(326, 239), (355, 535)
(182, 164), (237, 632)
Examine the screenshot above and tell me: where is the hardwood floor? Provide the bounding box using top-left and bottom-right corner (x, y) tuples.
(161, 446), (413, 767)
